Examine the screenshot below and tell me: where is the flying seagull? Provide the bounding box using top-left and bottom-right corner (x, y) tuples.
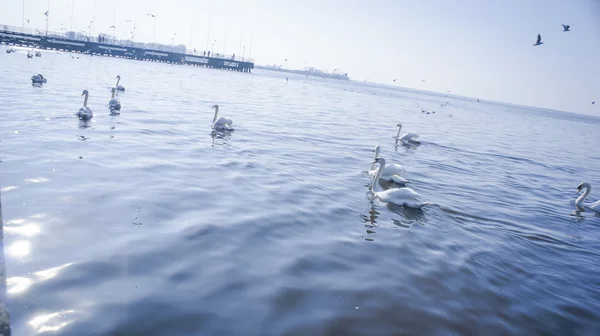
(562, 24), (570, 32)
(124, 20), (133, 23)
(109, 25), (116, 28)
(533, 34), (543, 46)
(593, 101), (596, 105)
(146, 13), (156, 17)
(27, 20), (30, 24)
(44, 11), (49, 16)
(393, 79), (396, 82)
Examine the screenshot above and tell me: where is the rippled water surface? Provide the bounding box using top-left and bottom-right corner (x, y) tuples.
(1, 46), (600, 335)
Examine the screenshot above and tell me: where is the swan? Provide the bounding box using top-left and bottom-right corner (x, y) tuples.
(35, 51), (42, 57)
(576, 182), (600, 213)
(395, 123), (420, 144)
(211, 105), (234, 131)
(31, 74), (47, 84)
(370, 157), (430, 209)
(115, 75), (125, 92)
(27, 51), (33, 59)
(367, 145), (409, 184)
(77, 90), (94, 120)
(108, 87), (121, 114)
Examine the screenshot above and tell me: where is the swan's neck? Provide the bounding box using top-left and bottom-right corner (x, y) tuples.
(396, 125), (402, 138)
(212, 107), (219, 123)
(576, 185), (591, 206)
(111, 90), (115, 99)
(116, 77), (121, 86)
(83, 93), (89, 107)
(369, 147), (380, 171)
(371, 161), (384, 194)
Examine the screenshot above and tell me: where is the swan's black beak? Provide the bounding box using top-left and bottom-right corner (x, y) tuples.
(577, 186), (582, 192)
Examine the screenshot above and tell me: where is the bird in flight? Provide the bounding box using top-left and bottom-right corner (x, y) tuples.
(27, 19), (30, 24)
(393, 79), (396, 82)
(592, 101), (596, 105)
(44, 11), (49, 16)
(533, 34), (543, 46)
(147, 13), (156, 17)
(109, 25), (116, 28)
(562, 24), (570, 32)
(124, 20), (133, 23)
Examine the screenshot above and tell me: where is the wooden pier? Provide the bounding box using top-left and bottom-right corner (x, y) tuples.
(0, 25), (254, 73)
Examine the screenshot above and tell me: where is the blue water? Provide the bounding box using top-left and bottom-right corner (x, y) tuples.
(1, 46), (600, 335)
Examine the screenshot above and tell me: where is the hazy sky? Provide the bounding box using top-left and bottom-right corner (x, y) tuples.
(2, 0), (599, 115)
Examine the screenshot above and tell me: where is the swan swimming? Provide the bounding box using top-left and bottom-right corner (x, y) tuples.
(576, 182), (600, 213)
(211, 105), (234, 131)
(115, 75), (125, 92)
(108, 87), (121, 114)
(367, 145), (409, 184)
(395, 123), (420, 144)
(77, 90), (94, 120)
(370, 157), (430, 209)
(31, 74), (47, 85)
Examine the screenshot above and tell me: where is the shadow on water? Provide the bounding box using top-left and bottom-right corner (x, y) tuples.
(0, 188), (12, 335)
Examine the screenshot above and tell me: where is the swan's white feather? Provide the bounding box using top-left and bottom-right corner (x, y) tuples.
(398, 132), (419, 142)
(77, 107), (93, 120)
(374, 187), (429, 208)
(368, 163), (408, 183)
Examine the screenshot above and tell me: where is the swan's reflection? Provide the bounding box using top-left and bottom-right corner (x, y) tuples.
(386, 203), (427, 222)
(394, 139), (421, 152)
(210, 130), (233, 147)
(571, 205), (599, 220)
(359, 205), (380, 241)
(78, 119), (92, 129)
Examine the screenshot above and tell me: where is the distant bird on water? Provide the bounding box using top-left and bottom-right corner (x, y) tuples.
(115, 75), (125, 92)
(77, 90), (94, 120)
(109, 88), (121, 114)
(562, 24), (570, 32)
(533, 34), (543, 46)
(31, 74), (47, 85)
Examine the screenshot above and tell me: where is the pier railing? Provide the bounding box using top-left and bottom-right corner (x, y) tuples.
(0, 24), (254, 62)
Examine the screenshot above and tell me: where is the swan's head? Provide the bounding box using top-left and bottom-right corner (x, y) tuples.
(577, 182), (590, 192)
(373, 157), (386, 166)
(371, 145), (381, 157)
(396, 123), (402, 128)
(212, 104), (219, 109)
(82, 90), (89, 96)
(116, 75), (121, 80)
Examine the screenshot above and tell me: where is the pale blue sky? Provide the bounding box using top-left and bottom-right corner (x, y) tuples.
(2, 0), (599, 115)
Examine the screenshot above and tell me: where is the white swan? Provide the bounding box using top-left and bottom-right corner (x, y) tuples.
(576, 182), (600, 213)
(367, 145), (409, 184)
(77, 90), (94, 120)
(370, 157), (430, 208)
(108, 87), (121, 114)
(115, 75), (125, 92)
(211, 105), (233, 131)
(395, 123), (420, 144)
